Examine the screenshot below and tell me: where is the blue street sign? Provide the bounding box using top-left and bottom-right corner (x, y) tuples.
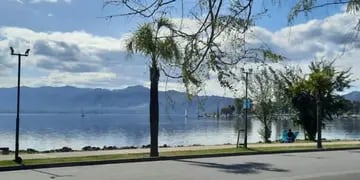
(243, 99), (251, 109)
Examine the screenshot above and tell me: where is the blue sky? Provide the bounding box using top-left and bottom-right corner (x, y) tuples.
(0, 0), (342, 34)
(0, 0), (359, 96)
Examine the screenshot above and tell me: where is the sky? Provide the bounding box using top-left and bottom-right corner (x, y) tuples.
(0, 0), (359, 97)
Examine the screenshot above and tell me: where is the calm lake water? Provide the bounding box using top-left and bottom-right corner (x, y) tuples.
(0, 113), (359, 150)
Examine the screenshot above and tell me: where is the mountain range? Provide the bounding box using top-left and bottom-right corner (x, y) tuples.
(343, 91), (360, 102)
(0, 86), (233, 115)
(0, 86), (359, 114)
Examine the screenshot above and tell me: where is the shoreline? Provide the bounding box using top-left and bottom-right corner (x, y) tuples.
(3, 138), (359, 155)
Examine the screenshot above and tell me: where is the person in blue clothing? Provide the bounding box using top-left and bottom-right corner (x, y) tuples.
(287, 129), (295, 143)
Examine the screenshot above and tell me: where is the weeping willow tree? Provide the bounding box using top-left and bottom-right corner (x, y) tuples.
(287, 0), (360, 23)
(248, 67), (279, 143)
(103, 0), (359, 93)
(275, 0), (360, 31)
(103, 0), (282, 93)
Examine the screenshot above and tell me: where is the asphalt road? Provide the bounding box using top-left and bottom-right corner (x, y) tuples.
(0, 150), (359, 180)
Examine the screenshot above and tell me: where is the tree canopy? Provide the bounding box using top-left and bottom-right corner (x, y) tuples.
(103, 0), (284, 95)
(274, 60), (353, 140)
(248, 67), (279, 142)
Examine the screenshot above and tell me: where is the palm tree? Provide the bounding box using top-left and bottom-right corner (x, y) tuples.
(126, 18), (181, 157)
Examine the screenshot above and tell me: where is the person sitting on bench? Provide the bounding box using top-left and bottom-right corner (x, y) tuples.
(287, 129), (296, 143)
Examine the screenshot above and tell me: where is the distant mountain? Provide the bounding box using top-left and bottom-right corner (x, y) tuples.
(344, 91), (360, 102)
(0, 86), (234, 115)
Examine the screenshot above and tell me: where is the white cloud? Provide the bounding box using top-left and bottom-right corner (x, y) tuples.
(0, 26), (146, 89)
(0, 27), (128, 73)
(0, 11), (359, 96)
(29, 72), (117, 86)
(245, 13), (360, 92)
(12, 0), (24, 4)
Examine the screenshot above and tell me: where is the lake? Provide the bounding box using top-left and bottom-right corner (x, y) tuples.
(0, 113), (359, 151)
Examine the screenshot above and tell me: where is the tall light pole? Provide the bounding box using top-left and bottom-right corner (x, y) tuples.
(241, 68), (252, 148)
(10, 47), (30, 163)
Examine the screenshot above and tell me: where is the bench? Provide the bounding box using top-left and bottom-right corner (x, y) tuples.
(281, 130), (299, 143)
(0, 147), (9, 155)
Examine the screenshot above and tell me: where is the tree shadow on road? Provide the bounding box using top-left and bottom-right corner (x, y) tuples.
(281, 154), (325, 159)
(175, 159), (289, 174)
(348, 150), (360, 154)
(32, 169), (73, 179)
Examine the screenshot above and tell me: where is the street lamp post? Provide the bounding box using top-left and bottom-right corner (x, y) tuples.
(242, 69), (252, 148)
(10, 47), (30, 163)
(241, 68), (252, 148)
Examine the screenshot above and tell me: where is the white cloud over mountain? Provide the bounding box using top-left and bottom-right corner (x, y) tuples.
(0, 12), (359, 95)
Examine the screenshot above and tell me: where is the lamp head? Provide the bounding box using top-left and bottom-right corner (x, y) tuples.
(10, 47), (14, 55)
(25, 49), (30, 56)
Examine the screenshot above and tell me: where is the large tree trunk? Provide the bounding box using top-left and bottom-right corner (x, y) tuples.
(149, 60), (160, 157)
(263, 118), (271, 143)
(316, 92), (322, 148)
(305, 130), (316, 141)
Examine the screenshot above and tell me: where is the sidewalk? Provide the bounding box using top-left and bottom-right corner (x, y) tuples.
(1, 141), (359, 161)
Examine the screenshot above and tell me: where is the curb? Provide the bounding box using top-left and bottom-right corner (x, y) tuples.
(0, 147), (359, 172)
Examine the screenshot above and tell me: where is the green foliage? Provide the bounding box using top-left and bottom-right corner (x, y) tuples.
(234, 98), (243, 115)
(105, 0), (287, 97)
(348, 0), (360, 13)
(291, 91), (317, 140)
(220, 105), (236, 118)
(126, 17), (181, 157)
(248, 67), (279, 143)
(262, 50), (284, 63)
(275, 60), (353, 140)
(127, 18), (181, 64)
(286, 0), (360, 26)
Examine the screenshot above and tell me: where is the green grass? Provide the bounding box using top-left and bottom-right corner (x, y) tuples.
(0, 160), (18, 167)
(0, 143), (359, 168)
(24, 153), (149, 165)
(0, 153), (149, 168)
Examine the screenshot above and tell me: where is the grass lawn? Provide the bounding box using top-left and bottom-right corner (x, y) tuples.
(0, 143), (359, 168)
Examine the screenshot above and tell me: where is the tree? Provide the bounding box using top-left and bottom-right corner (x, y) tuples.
(286, 0), (360, 27)
(126, 18), (181, 157)
(220, 105), (235, 118)
(103, 0), (359, 152)
(103, 0), (282, 94)
(234, 97), (253, 116)
(105, 0), (360, 94)
(276, 60), (353, 141)
(105, 0), (282, 157)
(234, 98), (243, 116)
(248, 67), (279, 143)
(272, 0), (360, 35)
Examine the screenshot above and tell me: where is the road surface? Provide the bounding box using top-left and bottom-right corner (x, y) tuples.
(0, 150), (359, 180)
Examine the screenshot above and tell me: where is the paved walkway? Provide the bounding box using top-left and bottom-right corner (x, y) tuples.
(1, 150), (360, 180)
(0, 141), (359, 161)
